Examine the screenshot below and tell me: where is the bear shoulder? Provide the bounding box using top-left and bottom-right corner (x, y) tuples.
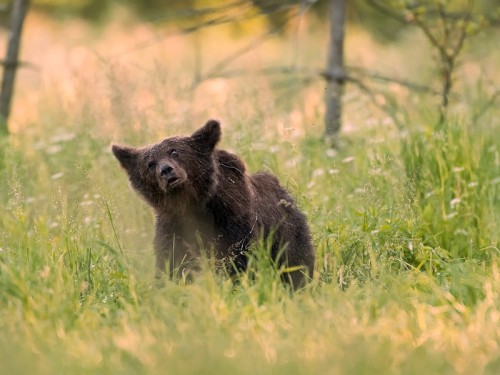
(216, 149), (246, 176)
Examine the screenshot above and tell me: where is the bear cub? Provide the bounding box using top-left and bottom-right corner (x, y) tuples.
(112, 120), (314, 289)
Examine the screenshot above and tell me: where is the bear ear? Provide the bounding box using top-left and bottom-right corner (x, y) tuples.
(191, 119), (221, 152)
(111, 144), (139, 173)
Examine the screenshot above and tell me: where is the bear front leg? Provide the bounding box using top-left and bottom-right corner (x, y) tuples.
(154, 232), (199, 281)
(153, 229), (179, 279)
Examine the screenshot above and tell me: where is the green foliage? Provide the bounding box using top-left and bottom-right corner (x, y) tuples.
(2, 86), (498, 373)
(1, 9), (499, 372)
(400, 120), (499, 266)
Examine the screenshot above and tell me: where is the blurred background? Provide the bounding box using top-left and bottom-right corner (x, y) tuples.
(1, 0), (499, 140)
(0, 4), (499, 373)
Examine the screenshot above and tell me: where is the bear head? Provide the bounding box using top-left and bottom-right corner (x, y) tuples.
(112, 120), (221, 211)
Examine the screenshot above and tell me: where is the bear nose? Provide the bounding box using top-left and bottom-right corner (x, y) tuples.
(160, 164), (174, 177)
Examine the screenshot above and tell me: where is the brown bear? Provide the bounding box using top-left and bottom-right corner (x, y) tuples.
(111, 120), (314, 289)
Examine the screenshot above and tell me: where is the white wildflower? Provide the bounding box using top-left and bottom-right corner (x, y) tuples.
(46, 145), (62, 154)
(369, 138), (385, 145)
(285, 157), (300, 168)
(51, 172), (64, 180)
(51, 133), (76, 143)
(445, 212), (458, 220)
(34, 141), (46, 150)
(39, 266), (50, 279)
(326, 148), (337, 158)
(312, 169), (325, 178)
(342, 156), (355, 163)
(269, 145), (279, 154)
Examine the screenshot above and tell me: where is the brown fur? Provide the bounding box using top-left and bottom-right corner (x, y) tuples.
(112, 120), (314, 289)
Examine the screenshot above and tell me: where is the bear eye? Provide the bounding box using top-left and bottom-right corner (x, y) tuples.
(147, 161), (157, 170)
(170, 150), (179, 157)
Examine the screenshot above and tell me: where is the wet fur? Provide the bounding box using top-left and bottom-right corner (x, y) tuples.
(112, 120), (314, 289)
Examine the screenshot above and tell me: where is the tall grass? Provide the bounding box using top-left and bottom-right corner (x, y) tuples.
(1, 95), (498, 374)
(1, 13), (499, 375)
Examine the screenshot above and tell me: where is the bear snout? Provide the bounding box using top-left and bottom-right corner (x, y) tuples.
(159, 163), (179, 184)
(157, 162), (187, 192)
(159, 164), (174, 178)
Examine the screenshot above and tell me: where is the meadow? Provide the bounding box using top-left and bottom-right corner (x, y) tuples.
(0, 10), (499, 374)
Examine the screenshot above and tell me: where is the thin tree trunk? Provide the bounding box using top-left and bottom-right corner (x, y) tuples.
(324, 0), (347, 141)
(438, 57), (453, 126)
(0, 0), (30, 134)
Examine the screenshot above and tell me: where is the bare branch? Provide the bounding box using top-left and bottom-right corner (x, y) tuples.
(438, 2), (450, 46)
(0, 0), (30, 130)
(364, 0), (407, 24)
(344, 67), (447, 97)
(200, 9), (298, 83)
(451, 0), (474, 60)
(412, 11), (447, 60)
(0, 59), (38, 70)
(473, 89), (500, 122)
(147, 0), (250, 24)
(108, 2), (297, 60)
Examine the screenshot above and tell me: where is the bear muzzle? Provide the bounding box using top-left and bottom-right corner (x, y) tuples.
(158, 162), (186, 191)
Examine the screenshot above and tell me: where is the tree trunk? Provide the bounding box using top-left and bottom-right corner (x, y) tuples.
(324, 0), (347, 142)
(0, 0), (30, 134)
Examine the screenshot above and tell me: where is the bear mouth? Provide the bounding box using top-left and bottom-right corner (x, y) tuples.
(158, 176), (184, 193)
(165, 177), (184, 191)
(167, 177), (179, 186)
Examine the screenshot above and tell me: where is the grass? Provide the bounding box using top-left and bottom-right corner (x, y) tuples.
(1, 11), (500, 375)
